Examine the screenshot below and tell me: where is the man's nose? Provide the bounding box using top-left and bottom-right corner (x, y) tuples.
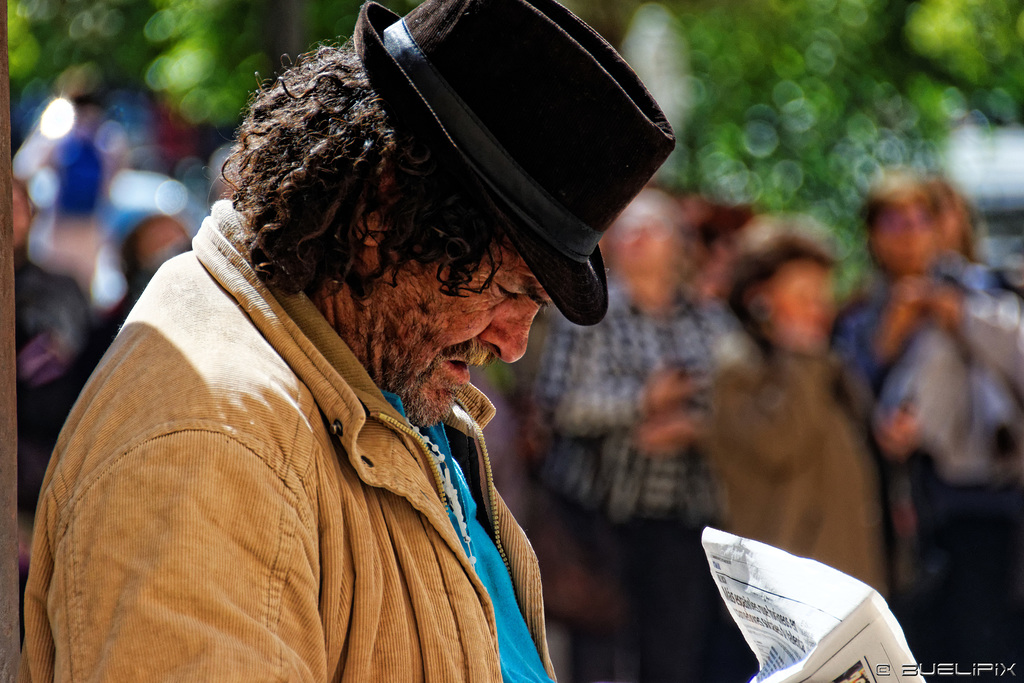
(477, 302), (539, 363)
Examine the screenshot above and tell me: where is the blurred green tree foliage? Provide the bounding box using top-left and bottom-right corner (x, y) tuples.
(8, 0), (1023, 256)
(8, 0), (374, 125)
(567, 0), (1023, 264)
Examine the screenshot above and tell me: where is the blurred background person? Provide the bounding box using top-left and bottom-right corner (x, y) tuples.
(14, 83), (128, 297)
(925, 174), (1011, 295)
(679, 196), (757, 314)
(832, 170), (1024, 665)
(832, 174), (947, 609)
(12, 176), (91, 517)
(833, 172), (943, 398)
(708, 226), (887, 594)
(533, 186), (751, 683)
(928, 175), (977, 269)
(38, 92), (110, 292)
(117, 213), (192, 313)
(12, 175), (92, 630)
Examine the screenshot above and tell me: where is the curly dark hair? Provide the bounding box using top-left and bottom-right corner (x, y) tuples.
(225, 41), (506, 299)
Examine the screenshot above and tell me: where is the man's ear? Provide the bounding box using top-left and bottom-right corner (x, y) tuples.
(353, 207), (386, 272)
(359, 168), (397, 250)
(351, 230), (382, 284)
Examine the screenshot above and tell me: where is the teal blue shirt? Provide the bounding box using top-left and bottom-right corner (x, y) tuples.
(381, 392), (554, 683)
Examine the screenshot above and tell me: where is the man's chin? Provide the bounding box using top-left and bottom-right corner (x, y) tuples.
(402, 384), (460, 428)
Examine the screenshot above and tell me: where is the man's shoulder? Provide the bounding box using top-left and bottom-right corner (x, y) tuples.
(123, 252), (305, 400)
(54, 253), (330, 493)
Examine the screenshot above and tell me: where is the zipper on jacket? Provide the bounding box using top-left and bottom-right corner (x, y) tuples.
(375, 412), (448, 509)
(457, 403), (510, 577)
(375, 408), (512, 579)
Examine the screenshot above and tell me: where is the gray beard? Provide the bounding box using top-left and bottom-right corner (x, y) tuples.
(344, 301), (458, 427)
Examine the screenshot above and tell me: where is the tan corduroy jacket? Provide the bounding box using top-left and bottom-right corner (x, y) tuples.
(20, 201), (554, 682)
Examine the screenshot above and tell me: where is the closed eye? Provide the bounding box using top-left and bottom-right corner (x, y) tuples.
(530, 295), (551, 309)
(496, 284), (520, 300)
(498, 284), (550, 309)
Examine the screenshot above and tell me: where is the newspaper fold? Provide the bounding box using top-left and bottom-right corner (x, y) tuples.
(702, 527), (924, 683)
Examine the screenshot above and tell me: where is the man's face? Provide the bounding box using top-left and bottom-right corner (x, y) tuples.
(336, 242), (550, 426)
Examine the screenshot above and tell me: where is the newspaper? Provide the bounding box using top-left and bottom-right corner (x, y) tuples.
(702, 527), (924, 683)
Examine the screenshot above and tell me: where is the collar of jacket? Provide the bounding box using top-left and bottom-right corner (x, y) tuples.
(191, 200), (497, 499)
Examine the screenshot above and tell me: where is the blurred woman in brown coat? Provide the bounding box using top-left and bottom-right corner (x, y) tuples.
(709, 228), (888, 593)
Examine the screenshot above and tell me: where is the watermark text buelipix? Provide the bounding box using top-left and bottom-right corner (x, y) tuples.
(874, 662), (1016, 677)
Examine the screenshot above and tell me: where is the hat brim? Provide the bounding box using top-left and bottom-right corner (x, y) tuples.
(355, 1), (608, 325)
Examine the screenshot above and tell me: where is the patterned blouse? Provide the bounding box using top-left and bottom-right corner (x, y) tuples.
(533, 282), (732, 525)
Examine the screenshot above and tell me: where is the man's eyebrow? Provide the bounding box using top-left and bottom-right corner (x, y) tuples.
(497, 263), (552, 306)
(522, 280), (552, 307)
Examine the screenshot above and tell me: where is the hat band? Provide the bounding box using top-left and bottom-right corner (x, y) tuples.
(382, 18), (601, 263)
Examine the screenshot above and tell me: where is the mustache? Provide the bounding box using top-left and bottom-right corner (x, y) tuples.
(442, 340), (498, 367)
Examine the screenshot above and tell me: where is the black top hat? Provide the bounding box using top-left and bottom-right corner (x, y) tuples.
(355, 0), (674, 325)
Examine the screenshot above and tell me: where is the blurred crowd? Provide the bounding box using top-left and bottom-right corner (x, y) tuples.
(475, 173), (1024, 682)
(11, 88), (1024, 682)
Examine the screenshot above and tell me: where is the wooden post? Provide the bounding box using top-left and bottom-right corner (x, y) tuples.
(0, 0), (22, 677)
